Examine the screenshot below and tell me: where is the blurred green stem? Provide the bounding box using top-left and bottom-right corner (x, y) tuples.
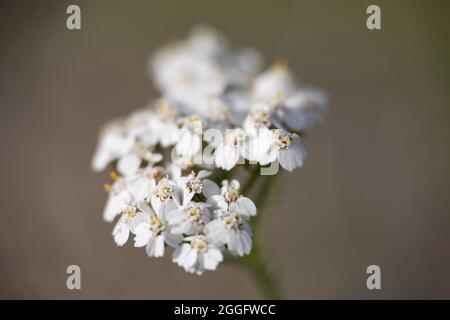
(229, 168), (281, 299)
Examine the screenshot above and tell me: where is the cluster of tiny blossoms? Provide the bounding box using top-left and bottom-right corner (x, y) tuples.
(92, 26), (326, 275)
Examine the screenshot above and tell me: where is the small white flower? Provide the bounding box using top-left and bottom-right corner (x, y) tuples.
(252, 62), (326, 133)
(112, 203), (147, 246)
(245, 126), (273, 164)
(133, 202), (181, 257)
(257, 129), (308, 172)
(243, 105), (272, 137)
(165, 173), (213, 235)
(116, 142), (162, 177)
(202, 97), (231, 128)
(150, 177), (176, 213)
(121, 166), (169, 208)
(205, 204), (253, 256)
(166, 201), (211, 235)
(91, 121), (134, 172)
(172, 234), (223, 275)
(184, 170), (209, 192)
(175, 115), (203, 157)
(125, 108), (157, 144)
(252, 60), (297, 102)
(214, 128), (246, 170)
(274, 88), (327, 133)
(102, 173), (133, 222)
(149, 101), (180, 147)
(169, 167), (218, 200)
(206, 179), (256, 217)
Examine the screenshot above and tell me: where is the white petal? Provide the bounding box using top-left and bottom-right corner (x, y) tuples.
(168, 164), (182, 182)
(183, 248), (198, 269)
(129, 212), (149, 233)
(172, 220), (192, 235)
(263, 147), (279, 165)
(159, 199), (179, 219)
(144, 236), (156, 256)
(227, 231), (252, 256)
(91, 132), (134, 171)
(91, 149), (110, 172)
(153, 235), (165, 257)
(171, 186), (184, 207)
(230, 179), (240, 190)
(197, 170), (211, 179)
(204, 220), (228, 245)
(166, 209), (185, 225)
(202, 179), (220, 198)
(283, 90), (326, 132)
(103, 192), (128, 222)
(164, 231), (182, 247)
(192, 259), (205, 275)
(133, 225), (152, 247)
(173, 243), (191, 266)
(150, 196), (162, 214)
(215, 145), (240, 170)
(112, 222), (129, 246)
(128, 176), (153, 203)
(202, 248), (223, 270)
(176, 132), (201, 157)
(278, 139), (307, 171)
(147, 152), (163, 163)
(234, 197), (257, 217)
(117, 153), (141, 176)
(137, 201), (153, 215)
(207, 195), (228, 211)
(160, 123), (179, 147)
(241, 231), (252, 255)
(243, 117), (258, 137)
(227, 232), (243, 256)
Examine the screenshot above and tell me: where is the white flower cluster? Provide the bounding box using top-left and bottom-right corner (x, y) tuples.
(92, 26), (326, 275)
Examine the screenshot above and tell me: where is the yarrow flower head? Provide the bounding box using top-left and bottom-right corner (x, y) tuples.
(92, 25), (326, 275)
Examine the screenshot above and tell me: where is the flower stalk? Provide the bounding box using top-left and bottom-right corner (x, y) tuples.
(227, 169), (282, 299)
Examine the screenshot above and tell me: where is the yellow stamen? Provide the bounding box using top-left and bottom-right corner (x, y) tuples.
(158, 102), (167, 112)
(274, 58), (287, 70)
(110, 171), (119, 181)
(275, 89), (283, 99)
(103, 183), (112, 192)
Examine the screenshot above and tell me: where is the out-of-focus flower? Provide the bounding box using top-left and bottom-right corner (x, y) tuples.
(175, 115), (203, 157)
(91, 121), (134, 172)
(213, 128), (246, 170)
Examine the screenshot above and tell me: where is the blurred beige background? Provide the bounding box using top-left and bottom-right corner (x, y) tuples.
(0, 0), (449, 299)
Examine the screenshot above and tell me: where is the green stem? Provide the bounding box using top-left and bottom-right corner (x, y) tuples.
(238, 170), (282, 299)
(241, 166), (260, 195)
